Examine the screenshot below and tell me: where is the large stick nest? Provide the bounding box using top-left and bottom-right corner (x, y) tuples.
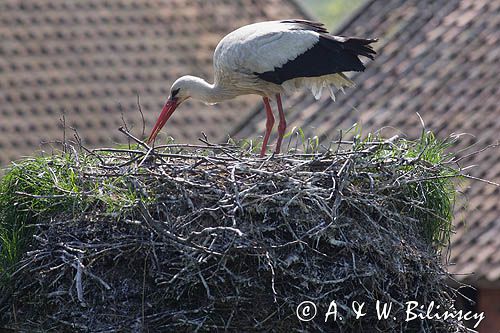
(0, 132), (469, 332)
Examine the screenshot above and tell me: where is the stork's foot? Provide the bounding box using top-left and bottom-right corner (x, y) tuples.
(259, 146), (267, 158)
(274, 122), (286, 154)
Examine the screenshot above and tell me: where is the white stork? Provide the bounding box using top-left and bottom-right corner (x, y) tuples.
(148, 20), (377, 156)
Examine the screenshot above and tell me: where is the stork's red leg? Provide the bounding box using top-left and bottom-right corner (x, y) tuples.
(261, 97), (275, 157)
(275, 94), (287, 154)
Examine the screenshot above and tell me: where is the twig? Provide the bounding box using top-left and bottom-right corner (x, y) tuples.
(75, 253), (85, 307)
(118, 126), (151, 150)
(137, 93), (146, 139)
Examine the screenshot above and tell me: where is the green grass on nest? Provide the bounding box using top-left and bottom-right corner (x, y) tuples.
(0, 153), (153, 281)
(0, 127), (472, 332)
(0, 129), (459, 282)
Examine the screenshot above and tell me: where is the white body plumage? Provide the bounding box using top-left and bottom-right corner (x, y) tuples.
(213, 20), (354, 101)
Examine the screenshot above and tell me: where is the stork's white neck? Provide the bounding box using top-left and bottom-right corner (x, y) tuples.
(177, 75), (238, 105)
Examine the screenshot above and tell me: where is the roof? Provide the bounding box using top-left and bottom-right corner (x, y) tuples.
(235, 0), (500, 285)
(0, 0), (307, 165)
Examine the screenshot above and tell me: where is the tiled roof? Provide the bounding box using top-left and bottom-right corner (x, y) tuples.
(0, 0), (307, 165)
(235, 0), (500, 285)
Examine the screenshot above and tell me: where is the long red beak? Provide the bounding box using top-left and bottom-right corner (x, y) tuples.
(147, 98), (179, 144)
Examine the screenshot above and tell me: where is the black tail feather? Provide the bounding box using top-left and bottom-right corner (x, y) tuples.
(343, 37), (378, 60)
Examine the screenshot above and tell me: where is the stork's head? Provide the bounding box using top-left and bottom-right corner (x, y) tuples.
(147, 76), (195, 144)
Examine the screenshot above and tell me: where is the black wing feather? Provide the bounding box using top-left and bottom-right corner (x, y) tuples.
(279, 19), (329, 33)
(256, 21), (377, 85)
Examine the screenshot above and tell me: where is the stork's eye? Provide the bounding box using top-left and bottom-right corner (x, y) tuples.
(171, 88), (180, 98)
